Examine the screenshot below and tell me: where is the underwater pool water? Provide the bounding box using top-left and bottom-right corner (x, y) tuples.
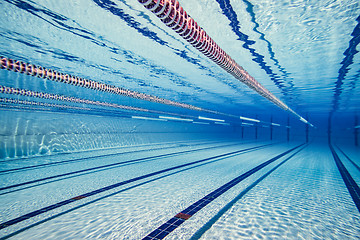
(0, 0), (360, 239)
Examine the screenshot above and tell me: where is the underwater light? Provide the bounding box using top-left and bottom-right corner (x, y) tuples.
(299, 117), (307, 123)
(242, 122), (254, 126)
(240, 116), (260, 122)
(198, 116), (225, 122)
(132, 116), (167, 121)
(193, 121), (210, 125)
(214, 122), (230, 126)
(271, 123), (281, 126)
(159, 116), (193, 122)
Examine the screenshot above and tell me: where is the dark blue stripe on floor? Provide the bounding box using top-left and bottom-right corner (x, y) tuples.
(142, 144), (304, 240)
(0, 143), (271, 230)
(1, 143), (263, 240)
(330, 144), (360, 212)
(336, 145), (360, 173)
(190, 145), (307, 240)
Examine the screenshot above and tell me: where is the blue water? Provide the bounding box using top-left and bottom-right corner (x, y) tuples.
(0, 0), (360, 239)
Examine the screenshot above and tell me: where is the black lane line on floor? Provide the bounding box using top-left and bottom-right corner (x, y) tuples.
(190, 145), (308, 240)
(330, 144), (360, 213)
(0, 143), (273, 230)
(142, 143), (304, 240)
(0, 140), (227, 174)
(336, 146), (360, 173)
(0, 142), (264, 197)
(0, 142), (267, 240)
(0, 142), (258, 192)
(0, 142), (255, 196)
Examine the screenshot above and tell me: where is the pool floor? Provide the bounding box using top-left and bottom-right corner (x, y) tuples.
(0, 140), (359, 239)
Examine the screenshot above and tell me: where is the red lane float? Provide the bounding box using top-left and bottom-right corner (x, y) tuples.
(0, 84), (148, 112)
(0, 56), (202, 112)
(0, 85), (209, 120)
(137, 0), (289, 111)
(0, 97), (92, 112)
(138, 0), (315, 127)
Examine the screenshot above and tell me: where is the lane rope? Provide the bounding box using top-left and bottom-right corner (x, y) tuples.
(136, 0), (313, 126)
(0, 56), (221, 115)
(0, 84), (151, 113)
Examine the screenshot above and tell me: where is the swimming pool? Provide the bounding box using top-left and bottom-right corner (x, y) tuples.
(1, 0), (360, 239)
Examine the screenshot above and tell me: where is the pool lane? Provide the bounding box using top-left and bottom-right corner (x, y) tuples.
(142, 144), (304, 240)
(196, 143), (360, 240)
(0, 140), (279, 238)
(0, 140), (252, 197)
(335, 145), (360, 185)
(330, 145), (360, 212)
(0, 141), (250, 192)
(337, 146), (360, 172)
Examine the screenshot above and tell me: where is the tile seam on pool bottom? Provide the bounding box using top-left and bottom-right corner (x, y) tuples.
(0, 143), (275, 231)
(189, 144), (308, 240)
(330, 144), (360, 213)
(141, 143), (305, 240)
(0, 141), (264, 193)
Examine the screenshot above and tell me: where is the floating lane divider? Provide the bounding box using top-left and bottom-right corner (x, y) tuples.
(0, 86), (255, 128)
(1, 56), (268, 126)
(0, 97), (153, 121)
(0, 56), (202, 112)
(0, 85), (199, 122)
(0, 85), (152, 113)
(1, 57), (297, 128)
(0, 92), (233, 129)
(0, 97), (92, 112)
(142, 143), (304, 240)
(330, 144), (360, 212)
(137, 0), (313, 127)
(0, 143), (273, 230)
(0, 95), (198, 127)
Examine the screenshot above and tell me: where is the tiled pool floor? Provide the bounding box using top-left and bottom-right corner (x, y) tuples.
(0, 140), (359, 239)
